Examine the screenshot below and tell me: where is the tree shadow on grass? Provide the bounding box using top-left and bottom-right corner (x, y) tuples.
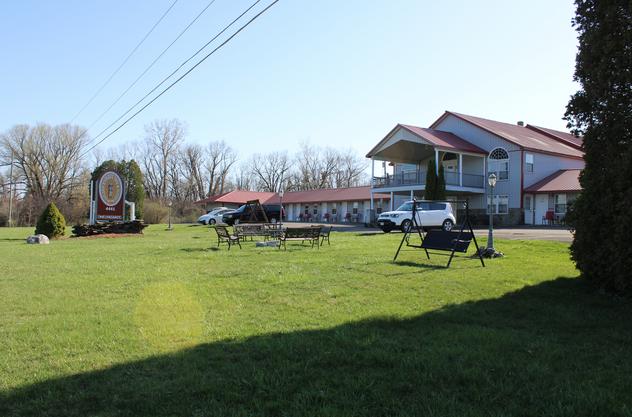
(2, 278), (631, 417)
(180, 247), (220, 253)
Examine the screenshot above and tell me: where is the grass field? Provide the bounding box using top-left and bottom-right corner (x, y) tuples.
(1, 225), (631, 416)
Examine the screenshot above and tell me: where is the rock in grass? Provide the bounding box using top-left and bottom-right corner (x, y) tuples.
(26, 234), (50, 245)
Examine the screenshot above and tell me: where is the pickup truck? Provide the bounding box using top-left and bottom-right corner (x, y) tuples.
(376, 200), (456, 233)
(222, 204), (283, 226)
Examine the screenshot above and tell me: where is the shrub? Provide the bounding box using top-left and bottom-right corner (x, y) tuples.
(143, 201), (169, 224)
(35, 202), (66, 239)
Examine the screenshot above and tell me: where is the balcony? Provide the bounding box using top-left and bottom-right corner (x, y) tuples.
(372, 170), (485, 190)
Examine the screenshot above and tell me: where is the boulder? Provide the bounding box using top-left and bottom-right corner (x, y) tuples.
(26, 234), (50, 245)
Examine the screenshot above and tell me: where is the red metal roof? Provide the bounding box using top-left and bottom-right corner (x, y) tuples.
(283, 186), (390, 204)
(195, 190), (278, 205)
(524, 169), (582, 193)
(432, 111), (584, 159)
(399, 124), (487, 154)
(196, 186), (390, 205)
(526, 124), (583, 150)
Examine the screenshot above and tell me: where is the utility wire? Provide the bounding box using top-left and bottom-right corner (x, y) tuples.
(80, 0), (279, 159)
(80, 0), (267, 153)
(81, 0), (219, 137)
(69, 0), (180, 123)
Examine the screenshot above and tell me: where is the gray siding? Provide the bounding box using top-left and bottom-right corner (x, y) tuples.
(435, 114), (522, 209)
(523, 152), (585, 188)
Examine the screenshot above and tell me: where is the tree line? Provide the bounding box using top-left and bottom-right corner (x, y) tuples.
(0, 118), (368, 225)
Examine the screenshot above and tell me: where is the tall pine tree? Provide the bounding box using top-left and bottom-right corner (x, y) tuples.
(436, 164), (446, 201)
(565, 0), (632, 294)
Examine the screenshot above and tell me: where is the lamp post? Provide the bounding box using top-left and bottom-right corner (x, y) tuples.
(279, 189), (284, 228)
(487, 173), (497, 250)
(168, 200), (173, 230)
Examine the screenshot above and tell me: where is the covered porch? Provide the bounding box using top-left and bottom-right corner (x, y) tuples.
(367, 124), (488, 193)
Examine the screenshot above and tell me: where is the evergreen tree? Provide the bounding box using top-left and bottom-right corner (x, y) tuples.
(125, 160), (145, 219)
(564, 0), (632, 294)
(436, 164), (446, 201)
(35, 202), (66, 238)
(425, 159), (437, 200)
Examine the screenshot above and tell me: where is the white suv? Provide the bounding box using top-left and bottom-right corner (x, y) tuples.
(376, 201), (456, 233)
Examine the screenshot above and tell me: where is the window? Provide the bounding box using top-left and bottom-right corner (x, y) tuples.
(555, 194), (567, 214)
(352, 202), (359, 215)
(487, 195), (509, 214)
(488, 147), (509, 180)
(313, 204), (318, 215)
(525, 153), (534, 173)
(524, 195), (532, 210)
(304, 205), (309, 215)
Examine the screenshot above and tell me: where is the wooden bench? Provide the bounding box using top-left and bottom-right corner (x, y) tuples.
(214, 225), (241, 250)
(279, 226), (321, 250)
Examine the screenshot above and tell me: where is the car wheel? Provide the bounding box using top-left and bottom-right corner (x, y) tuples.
(382, 228), (392, 233)
(209, 219), (216, 225)
(201, 220), (207, 225)
(442, 219), (454, 231)
(400, 219), (412, 233)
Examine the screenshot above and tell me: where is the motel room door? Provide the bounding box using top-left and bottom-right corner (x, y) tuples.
(534, 194), (548, 225)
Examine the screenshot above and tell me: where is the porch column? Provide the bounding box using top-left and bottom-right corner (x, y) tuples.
(390, 192), (394, 210)
(435, 149), (440, 175)
(459, 153), (463, 186)
(410, 189), (414, 201)
(370, 190), (374, 210)
(371, 157), (375, 184)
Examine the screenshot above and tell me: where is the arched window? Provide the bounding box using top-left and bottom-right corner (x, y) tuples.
(488, 147), (509, 180)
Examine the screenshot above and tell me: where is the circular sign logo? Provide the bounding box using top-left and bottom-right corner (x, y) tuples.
(99, 171), (123, 206)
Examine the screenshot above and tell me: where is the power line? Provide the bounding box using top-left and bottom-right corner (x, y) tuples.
(69, 0), (180, 123)
(80, 0), (279, 159)
(81, 0), (219, 137)
(80, 0), (269, 154)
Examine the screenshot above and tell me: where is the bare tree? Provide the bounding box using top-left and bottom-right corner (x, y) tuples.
(205, 140), (236, 196)
(0, 123), (88, 203)
(250, 151), (291, 192)
(181, 144), (206, 201)
(231, 162), (253, 191)
(140, 119), (186, 199)
(334, 148), (369, 187)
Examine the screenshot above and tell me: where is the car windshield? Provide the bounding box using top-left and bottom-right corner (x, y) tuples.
(396, 202), (413, 211)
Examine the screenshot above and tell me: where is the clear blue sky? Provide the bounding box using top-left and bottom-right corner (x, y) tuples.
(0, 0), (578, 160)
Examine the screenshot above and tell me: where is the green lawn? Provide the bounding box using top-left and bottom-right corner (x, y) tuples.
(0, 225), (631, 416)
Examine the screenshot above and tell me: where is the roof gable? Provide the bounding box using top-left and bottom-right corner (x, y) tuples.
(366, 123), (486, 158)
(431, 111), (584, 159)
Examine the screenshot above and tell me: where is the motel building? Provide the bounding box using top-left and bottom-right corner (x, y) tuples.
(195, 186), (390, 224)
(366, 111), (584, 226)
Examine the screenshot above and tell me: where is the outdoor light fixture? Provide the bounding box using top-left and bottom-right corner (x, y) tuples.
(487, 173), (497, 250)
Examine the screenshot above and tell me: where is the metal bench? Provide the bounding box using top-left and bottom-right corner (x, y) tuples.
(214, 225), (241, 250)
(279, 226), (321, 250)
